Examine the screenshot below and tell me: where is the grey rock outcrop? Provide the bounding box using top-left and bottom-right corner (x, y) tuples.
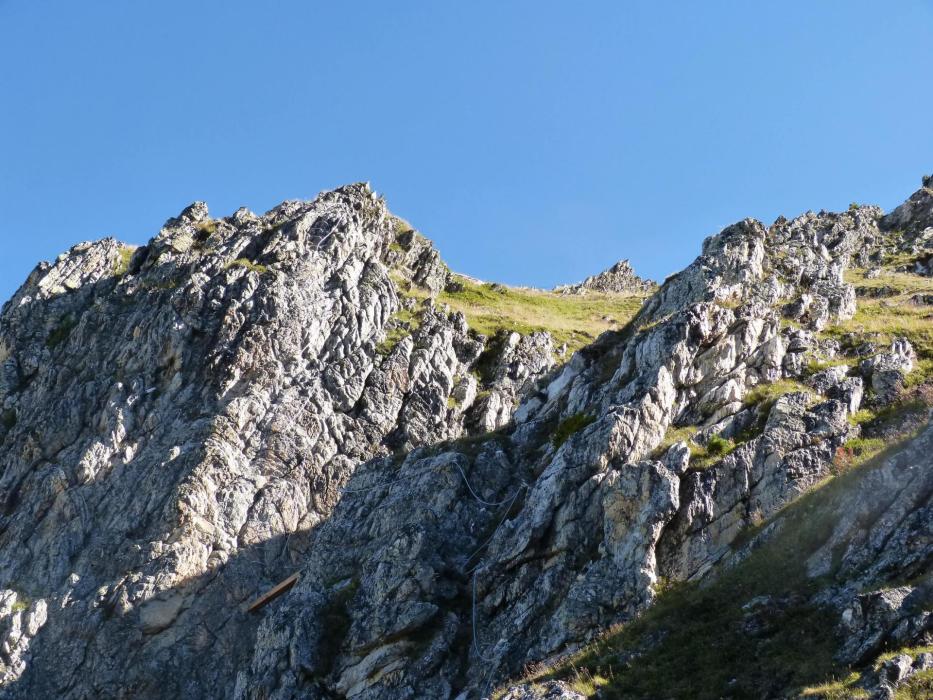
(806, 419), (933, 663)
(864, 652), (932, 699)
(658, 393), (854, 582)
(498, 681), (585, 700)
(0, 592), (47, 685)
(0, 184), (553, 698)
(554, 259), (656, 296)
(860, 338), (916, 403)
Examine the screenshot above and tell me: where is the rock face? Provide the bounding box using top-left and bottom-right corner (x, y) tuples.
(0, 179), (931, 699)
(0, 184), (553, 697)
(554, 259), (656, 295)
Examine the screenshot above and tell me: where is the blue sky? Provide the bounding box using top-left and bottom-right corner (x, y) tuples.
(1, 1), (931, 303)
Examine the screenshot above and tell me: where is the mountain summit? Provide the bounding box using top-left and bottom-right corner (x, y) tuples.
(0, 180), (931, 699)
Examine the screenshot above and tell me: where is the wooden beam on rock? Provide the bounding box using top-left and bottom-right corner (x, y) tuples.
(246, 572), (300, 613)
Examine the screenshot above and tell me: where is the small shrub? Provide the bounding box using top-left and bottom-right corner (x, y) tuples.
(832, 438), (885, 474)
(552, 413), (596, 448)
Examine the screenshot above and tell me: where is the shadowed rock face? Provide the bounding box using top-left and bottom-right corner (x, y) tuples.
(1, 180), (931, 699)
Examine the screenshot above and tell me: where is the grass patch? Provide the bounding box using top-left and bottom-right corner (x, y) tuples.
(552, 413), (596, 448)
(437, 275), (646, 354)
(113, 246), (135, 276)
(10, 594), (29, 613)
(896, 669), (933, 699)
(196, 219), (218, 236)
(875, 644), (933, 667)
(743, 379), (813, 409)
(689, 434), (738, 471)
(651, 425), (740, 470)
(804, 357), (855, 377)
(832, 437), (886, 474)
(800, 672), (870, 698)
(376, 306), (422, 356)
(829, 269), (933, 387)
(837, 389), (933, 473)
(225, 258), (270, 275)
(651, 426), (700, 458)
(799, 645), (933, 698)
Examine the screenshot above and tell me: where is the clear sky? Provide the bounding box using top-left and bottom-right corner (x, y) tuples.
(2, 2), (932, 304)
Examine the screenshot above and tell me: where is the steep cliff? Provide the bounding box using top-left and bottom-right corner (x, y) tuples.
(0, 180), (930, 699)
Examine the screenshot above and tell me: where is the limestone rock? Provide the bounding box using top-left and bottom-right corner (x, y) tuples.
(554, 259), (656, 296)
(498, 681), (586, 699)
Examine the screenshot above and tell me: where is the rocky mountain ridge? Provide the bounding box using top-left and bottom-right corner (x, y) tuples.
(0, 179), (931, 699)
(553, 260), (657, 296)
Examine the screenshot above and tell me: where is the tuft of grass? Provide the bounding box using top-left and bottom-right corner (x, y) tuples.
(799, 645), (933, 699)
(804, 357), (855, 377)
(897, 669), (933, 700)
(705, 434), (733, 458)
(689, 434), (737, 470)
(113, 246), (135, 277)
(376, 306), (422, 357)
(651, 425), (742, 470)
(225, 258), (270, 275)
(800, 672), (869, 698)
(567, 666), (610, 695)
(651, 425), (700, 459)
(552, 413), (596, 448)
(743, 379), (814, 409)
